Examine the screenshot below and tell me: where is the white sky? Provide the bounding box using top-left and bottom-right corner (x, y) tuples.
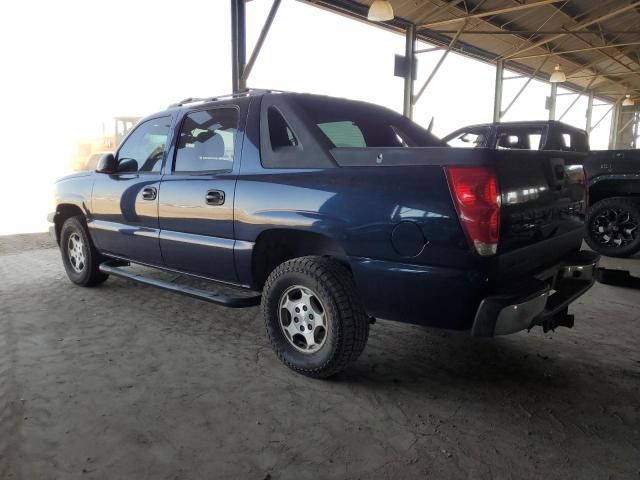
(0, 0), (613, 234)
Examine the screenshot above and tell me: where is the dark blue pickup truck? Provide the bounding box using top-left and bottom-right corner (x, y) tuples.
(49, 91), (599, 378)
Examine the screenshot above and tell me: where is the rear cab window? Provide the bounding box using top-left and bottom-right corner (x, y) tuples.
(297, 96), (444, 149)
(317, 121), (366, 147)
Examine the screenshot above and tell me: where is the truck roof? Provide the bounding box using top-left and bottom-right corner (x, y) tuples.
(167, 88), (281, 109)
(452, 120), (586, 134)
(165, 89), (380, 112)
(145, 89), (420, 129)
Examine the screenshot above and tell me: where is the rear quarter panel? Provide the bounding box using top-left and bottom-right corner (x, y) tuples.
(234, 166), (470, 273)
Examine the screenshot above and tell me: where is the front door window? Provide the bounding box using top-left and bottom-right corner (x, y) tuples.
(117, 117), (171, 173)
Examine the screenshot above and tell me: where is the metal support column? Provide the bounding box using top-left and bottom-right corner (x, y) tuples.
(231, 0), (247, 93)
(585, 91), (594, 132)
(609, 100), (621, 149)
(548, 83), (558, 120)
(493, 60), (504, 122)
(633, 112), (639, 149)
(403, 24), (416, 119)
(616, 114), (638, 146)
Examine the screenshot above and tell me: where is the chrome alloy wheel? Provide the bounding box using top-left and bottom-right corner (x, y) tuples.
(592, 207), (639, 247)
(278, 285), (328, 353)
(67, 232), (86, 273)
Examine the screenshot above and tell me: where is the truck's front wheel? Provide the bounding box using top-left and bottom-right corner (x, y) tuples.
(60, 216), (109, 287)
(262, 256), (369, 378)
(585, 197), (640, 257)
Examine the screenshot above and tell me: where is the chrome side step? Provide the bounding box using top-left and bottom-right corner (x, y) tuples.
(99, 261), (261, 308)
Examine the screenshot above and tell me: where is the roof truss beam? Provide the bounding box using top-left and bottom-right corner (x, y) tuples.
(413, 21), (467, 103)
(420, 29), (640, 35)
(417, 0), (564, 29)
(557, 76), (598, 121)
(510, 41), (640, 60)
(504, 0), (640, 59)
(501, 57), (550, 117)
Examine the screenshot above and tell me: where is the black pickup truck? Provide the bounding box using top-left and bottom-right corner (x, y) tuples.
(49, 92), (599, 378)
(444, 120), (640, 257)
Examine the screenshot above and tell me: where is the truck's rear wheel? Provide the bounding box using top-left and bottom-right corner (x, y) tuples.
(60, 216), (109, 287)
(585, 197), (640, 257)
(262, 256), (369, 378)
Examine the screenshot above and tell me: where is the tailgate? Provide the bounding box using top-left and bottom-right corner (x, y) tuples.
(495, 150), (587, 276)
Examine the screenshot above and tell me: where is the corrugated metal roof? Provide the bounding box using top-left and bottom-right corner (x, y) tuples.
(303, 0), (640, 103)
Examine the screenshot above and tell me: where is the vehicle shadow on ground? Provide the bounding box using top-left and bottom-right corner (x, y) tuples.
(340, 321), (637, 403)
(598, 266), (640, 289)
(97, 276), (638, 421)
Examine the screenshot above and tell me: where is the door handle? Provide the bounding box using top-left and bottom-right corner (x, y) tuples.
(142, 186), (157, 201)
(205, 190), (225, 206)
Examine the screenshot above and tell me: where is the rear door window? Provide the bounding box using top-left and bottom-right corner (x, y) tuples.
(174, 108), (238, 173)
(495, 128), (544, 150)
(528, 133), (542, 150)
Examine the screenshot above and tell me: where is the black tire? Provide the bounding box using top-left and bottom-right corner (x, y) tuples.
(59, 216), (109, 287)
(262, 256), (369, 378)
(585, 197), (640, 258)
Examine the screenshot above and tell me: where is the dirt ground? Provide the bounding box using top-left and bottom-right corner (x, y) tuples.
(1, 233), (639, 480)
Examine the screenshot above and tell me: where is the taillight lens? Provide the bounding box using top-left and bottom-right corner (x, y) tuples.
(445, 166), (501, 256)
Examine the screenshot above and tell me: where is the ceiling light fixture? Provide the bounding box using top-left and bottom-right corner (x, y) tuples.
(550, 64), (566, 83)
(368, 0), (394, 22)
(622, 94), (635, 106)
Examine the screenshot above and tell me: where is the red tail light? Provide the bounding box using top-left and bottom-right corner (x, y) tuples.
(445, 166), (501, 256)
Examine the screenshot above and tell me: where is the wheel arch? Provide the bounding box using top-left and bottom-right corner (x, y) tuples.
(53, 204), (85, 245)
(251, 229), (350, 290)
(589, 177), (640, 206)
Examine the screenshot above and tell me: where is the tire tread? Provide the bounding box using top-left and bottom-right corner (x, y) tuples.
(262, 256), (369, 378)
(60, 216), (109, 287)
(585, 197), (640, 258)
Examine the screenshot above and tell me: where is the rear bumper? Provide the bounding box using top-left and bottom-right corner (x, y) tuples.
(471, 250), (600, 336)
(349, 257), (487, 330)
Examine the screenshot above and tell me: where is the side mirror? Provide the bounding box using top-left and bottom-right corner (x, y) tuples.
(96, 153), (117, 173)
(117, 158), (139, 173)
